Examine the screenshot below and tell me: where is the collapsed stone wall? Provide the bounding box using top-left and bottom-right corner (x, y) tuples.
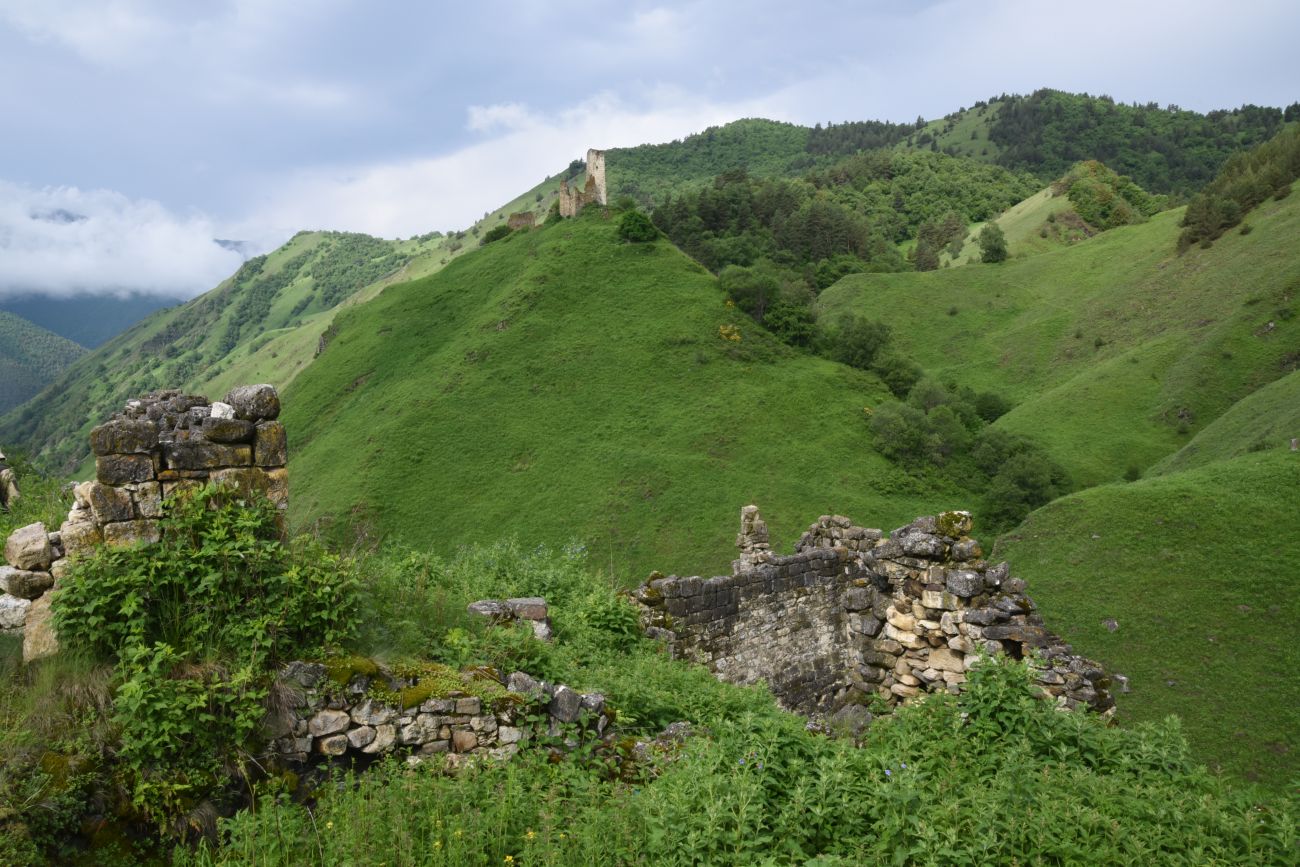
(558, 148), (608, 217)
(0, 385), (287, 663)
(635, 507), (1115, 716)
(267, 662), (611, 767)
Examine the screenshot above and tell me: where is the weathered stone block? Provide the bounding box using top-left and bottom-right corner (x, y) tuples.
(346, 726), (377, 749)
(20, 593), (57, 662)
(451, 730), (478, 752)
(945, 570), (984, 598)
(254, 421), (287, 467)
(842, 586), (873, 611)
(927, 647), (965, 673)
(455, 697), (481, 715)
(225, 384), (280, 421)
(362, 724), (397, 754)
(202, 417), (256, 444)
(0, 594), (31, 629)
(87, 484), (134, 525)
(317, 734), (349, 755)
(549, 685), (581, 723)
(97, 454), (157, 485)
(89, 419), (159, 455)
(163, 443), (252, 471)
(308, 709), (351, 737)
(505, 597), (547, 621)
(0, 567), (53, 599)
(266, 468), (288, 509)
(102, 520), (161, 548)
(132, 482), (163, 519)
(208, 467), (271, 498)
(5, 523), (53, 571)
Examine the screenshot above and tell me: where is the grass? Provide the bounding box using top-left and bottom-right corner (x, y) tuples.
(820, 182), (1300, 487)
(995, 449), (1300, 789)
(284, 209), (964, 580)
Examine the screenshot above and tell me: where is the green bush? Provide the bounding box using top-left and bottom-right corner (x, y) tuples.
(830, 315), (891, 370)
(616, 210), (658, 243)
(979, 222), (1008, 263)
(480, 224), (513, 245)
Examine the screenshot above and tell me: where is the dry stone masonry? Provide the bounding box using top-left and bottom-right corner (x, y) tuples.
(0, 385), (287, 663)
(266, 661), (613, 767)
(558, 148), (608, 216)
(635, 507), (1115, 717)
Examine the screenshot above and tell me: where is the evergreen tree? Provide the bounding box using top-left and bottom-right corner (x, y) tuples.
(979, 223), (1008, 263)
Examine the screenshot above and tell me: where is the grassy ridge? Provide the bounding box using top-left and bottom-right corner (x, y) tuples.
(995, 449), (1300, 788)
(284, 211), (964, 578)
(820, 183), (1300, 486)
(0, 311), (86, 416)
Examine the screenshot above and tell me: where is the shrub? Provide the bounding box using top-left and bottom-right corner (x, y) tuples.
(830, 316), (891, 370)
(616, 210), (658, 243)
(979, 222), (1008, 263)
(481, 224), (513, 246)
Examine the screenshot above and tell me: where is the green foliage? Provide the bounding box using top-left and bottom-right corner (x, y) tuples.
(181, 654), (1298, 866)
(829, 315), (892, 370)
(0, 450), (71, 541)
(48, 484), (358, 828)
(480, 224), (513, 245)
(987, 88), (1285, 194)
(1060, 160), (1164, 230)
(978, 222), (1008, 263)
(1178, 125), (1300, 250)
(762, 299), (817, 347)
(616, 209), (658, 243)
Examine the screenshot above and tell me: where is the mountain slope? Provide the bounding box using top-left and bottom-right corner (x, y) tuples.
(0, 230), (455, 471)
(0, 291), (183, 348)
(0, 311), (86, 415)
(284, 210), (966, 577)
(819, 180), (1300, 487)
(995, 449), (1300, 788)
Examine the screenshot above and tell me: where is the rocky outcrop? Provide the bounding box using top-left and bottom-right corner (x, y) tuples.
(635, 507), (1115, 717)
(1, 385), (287, 663)
(558, 148), (607, 217)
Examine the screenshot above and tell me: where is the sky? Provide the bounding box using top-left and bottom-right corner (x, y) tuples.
(0, 0), (1297, 299)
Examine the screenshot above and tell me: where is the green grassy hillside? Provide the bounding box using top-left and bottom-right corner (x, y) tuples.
(820, 182), (1300, 487)
(995, 449), (1300, 788)
(0, 311), (86, 415)
(284, 211), (966, 577)
(0, 230), (461, 472)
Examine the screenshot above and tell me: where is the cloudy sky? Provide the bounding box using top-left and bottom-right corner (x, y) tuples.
(1, 0), (1297, 298)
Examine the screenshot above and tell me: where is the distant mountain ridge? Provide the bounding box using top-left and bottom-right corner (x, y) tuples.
(0, 292), (183, 349)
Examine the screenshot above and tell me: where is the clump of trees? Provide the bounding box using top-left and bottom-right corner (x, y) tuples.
(868, 377), (1067, 529)
(1178, 125), (1300, 250)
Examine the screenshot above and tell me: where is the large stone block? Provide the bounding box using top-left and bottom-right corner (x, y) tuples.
(97, 454), (157, 485)
(59, 518), (102, 556)
(308, 709), (351, 737)
(89, 419), (159, 455)
(208, 467), (271, 499)
(88, 483), (134, 525)
(5, 523), (52, 570)
(22, 594), (58, 662)
(265, 468), (288, 509)
(163, 443), (252, 471)
(201, 417), (256, 444)
(0, 593), (31, 629)
(132, 482), (163, 519)
(102, 520), (162, 548)
(362, 724), (397, 754)
(254, 421), (287, 467)
(225, 384), (280, 421)
(0, 567), (53, 600)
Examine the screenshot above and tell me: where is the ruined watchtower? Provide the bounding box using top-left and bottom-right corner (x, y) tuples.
(558, 148), (607, 217)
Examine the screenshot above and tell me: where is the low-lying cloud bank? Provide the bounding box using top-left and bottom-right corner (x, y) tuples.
(0, 181), (247, 299)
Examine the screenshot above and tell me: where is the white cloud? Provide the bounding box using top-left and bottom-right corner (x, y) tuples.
(238, 88), (795, 240)
(0, 0), (178, 66)
(0, 181), (245, 298)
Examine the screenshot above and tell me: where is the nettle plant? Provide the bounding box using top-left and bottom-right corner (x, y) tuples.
(53, 483), (359, 826)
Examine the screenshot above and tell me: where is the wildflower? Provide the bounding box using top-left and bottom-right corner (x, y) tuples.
(505, 857), (514, 864)
(525, 830), (536, 840)
(325, 820), (334, 830)
(901, 762), (907, 769)
(434, 841), (442, 849)
(885, 769), (892, 776)
(738, 758), (745, 765)
(455, 830), (463, 837)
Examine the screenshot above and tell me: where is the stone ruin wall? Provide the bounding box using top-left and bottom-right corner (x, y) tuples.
(558, 147), (608, 217)
(636, 507), (1115, 717)
(268, 661), (612, 768)
(0, 385), (287, 663)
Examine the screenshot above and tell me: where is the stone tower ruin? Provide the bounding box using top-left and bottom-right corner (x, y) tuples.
(558, 148), (607, 217)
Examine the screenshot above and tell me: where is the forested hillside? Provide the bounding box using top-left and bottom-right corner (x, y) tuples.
(0, 311), (86, 415)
